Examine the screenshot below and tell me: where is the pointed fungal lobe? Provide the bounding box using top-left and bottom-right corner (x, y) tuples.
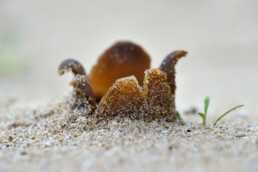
(97, 76), (146, 119)
(143, 69), (175, 121)
(159, 50), (187, 95)
(88, 41), (151, 100)
(58, 59), (86, 76)
(69, 75), (97, 114)
(70, 75), (97, 108)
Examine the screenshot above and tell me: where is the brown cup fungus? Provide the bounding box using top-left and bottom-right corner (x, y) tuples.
(58, 41), (187, 121)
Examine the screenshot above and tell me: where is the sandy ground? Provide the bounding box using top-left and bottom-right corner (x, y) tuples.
(0, 93), (257, 172)
(0, 0), (258, 171)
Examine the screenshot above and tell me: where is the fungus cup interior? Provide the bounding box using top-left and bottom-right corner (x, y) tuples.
(88, 41), (151, 100)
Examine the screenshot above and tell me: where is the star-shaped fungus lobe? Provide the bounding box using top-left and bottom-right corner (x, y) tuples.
(58, 41), (187, 122)
(97, 76), (146, 119)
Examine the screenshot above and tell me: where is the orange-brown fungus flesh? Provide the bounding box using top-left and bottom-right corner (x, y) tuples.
(58, 59), (86, 76)
(88, 41), (151, 100)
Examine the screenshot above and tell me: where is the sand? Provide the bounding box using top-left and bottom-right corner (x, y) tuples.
(0, 93), (257, 172)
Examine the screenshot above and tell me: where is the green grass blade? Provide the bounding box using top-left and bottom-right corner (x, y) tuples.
(198, 113), (206, 125)
(204, 96), (210, 115)
(176, 111), (186, 126)
(213, 105), (244, 126)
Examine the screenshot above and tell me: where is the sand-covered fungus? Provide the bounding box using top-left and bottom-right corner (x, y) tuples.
(58, 59), (96, 115)
(58, 41), (187, 121)
(159, 50), (187, 119)
(143, 69), (174, 121)
(97, 76), (146, 119)
(70, 75), (97, 109)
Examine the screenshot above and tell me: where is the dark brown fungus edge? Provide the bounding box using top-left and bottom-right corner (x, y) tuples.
(59, 59), (97, 112)
(159, 50), (187, 95)
(70, 75), (97, 109)
(58, 59), (86, 76)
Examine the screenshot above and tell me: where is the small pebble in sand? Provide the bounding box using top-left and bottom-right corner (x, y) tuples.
(20, 151), (27, 155)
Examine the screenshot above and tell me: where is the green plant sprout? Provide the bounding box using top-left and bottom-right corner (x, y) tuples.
(197, 96), (244, 126)
(176, 97), (243, 127)
(176, 111), (186, 126)
(198, 96), (210, 125)
(213, 105), (244, 126)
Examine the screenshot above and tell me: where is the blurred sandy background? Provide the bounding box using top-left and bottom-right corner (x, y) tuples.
(0, 0), (257, 116)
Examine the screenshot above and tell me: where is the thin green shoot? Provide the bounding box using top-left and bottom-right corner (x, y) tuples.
(213, 105), (244, 126)
(198, 96), (210, 125)
(198, 112), (206, 125)
(204, 96), (209, 115)
(176, 111), (186, 126)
